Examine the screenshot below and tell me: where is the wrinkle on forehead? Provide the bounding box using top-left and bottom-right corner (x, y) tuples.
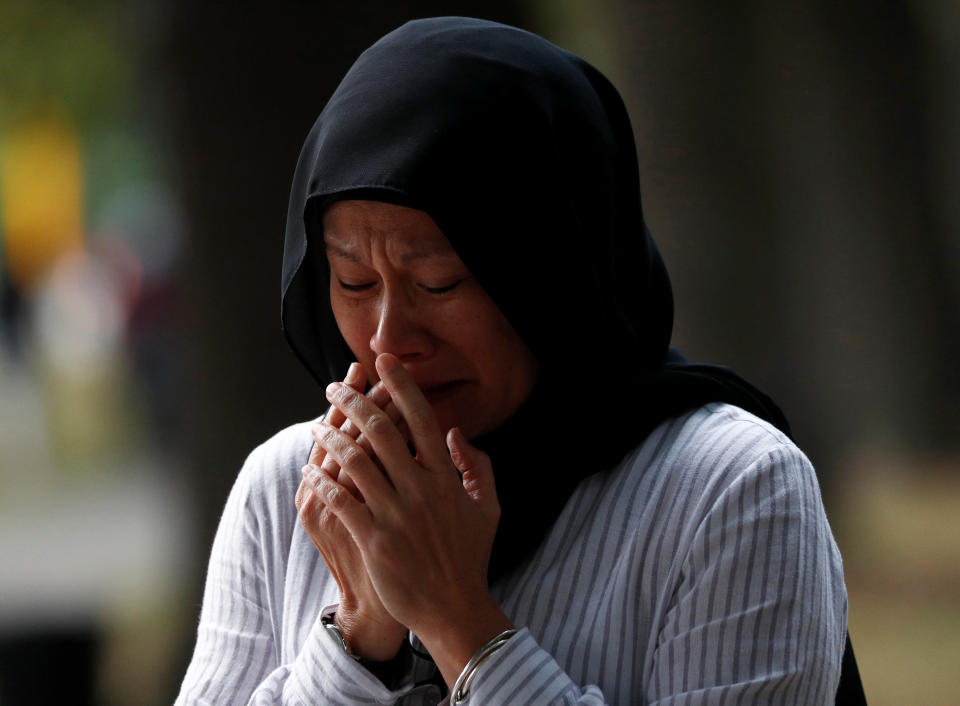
(322, 201), (461, 266)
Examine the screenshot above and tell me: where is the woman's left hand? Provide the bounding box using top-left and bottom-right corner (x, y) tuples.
(297, 363), (409, 661)
(304, 351), (514, 687)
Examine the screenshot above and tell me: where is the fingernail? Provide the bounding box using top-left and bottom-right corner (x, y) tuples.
(346, 362), (358, 379)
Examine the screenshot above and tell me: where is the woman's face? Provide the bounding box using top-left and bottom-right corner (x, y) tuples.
(324, 200), (538, 440)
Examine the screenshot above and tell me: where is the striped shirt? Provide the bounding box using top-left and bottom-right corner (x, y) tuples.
(176, 403), (847, 705)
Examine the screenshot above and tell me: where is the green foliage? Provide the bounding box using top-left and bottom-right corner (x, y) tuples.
(0, 0), (130, 130)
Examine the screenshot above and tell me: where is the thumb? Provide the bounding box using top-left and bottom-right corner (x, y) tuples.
(447, 427), (497, 507)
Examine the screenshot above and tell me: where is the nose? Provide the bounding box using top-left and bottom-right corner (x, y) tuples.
(368, 288), (435, 361)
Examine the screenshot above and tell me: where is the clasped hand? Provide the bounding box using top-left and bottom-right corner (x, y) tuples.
(295, 353), (508, 680)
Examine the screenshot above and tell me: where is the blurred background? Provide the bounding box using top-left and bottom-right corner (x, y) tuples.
(0, 0), (956, 703)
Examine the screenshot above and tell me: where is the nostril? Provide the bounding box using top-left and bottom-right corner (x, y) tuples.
(368, 302), (434, 360)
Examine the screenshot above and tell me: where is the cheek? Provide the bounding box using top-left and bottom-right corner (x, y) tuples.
(330, 298), (377, 367)
(488, 312), (537, 389)
(461, 309), (531, 383)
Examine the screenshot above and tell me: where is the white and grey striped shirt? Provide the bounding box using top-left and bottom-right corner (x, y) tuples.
(176, 403), (847, 705)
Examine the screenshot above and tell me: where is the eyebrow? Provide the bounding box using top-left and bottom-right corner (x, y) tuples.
(324, 238), (458, 265)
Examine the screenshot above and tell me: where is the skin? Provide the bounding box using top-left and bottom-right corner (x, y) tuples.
(321, 200), (538, 441)
(295, 365), (409, 660)
(294, 200), (538, 686)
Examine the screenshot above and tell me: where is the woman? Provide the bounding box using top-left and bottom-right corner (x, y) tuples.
(177, 17), (854, 705)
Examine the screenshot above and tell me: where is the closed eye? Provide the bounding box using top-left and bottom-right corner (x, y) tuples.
(422, 279), (464, 294)
(337, 279), (376, 292)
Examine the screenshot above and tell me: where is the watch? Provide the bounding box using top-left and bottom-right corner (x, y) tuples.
(321, 612), (360, 660)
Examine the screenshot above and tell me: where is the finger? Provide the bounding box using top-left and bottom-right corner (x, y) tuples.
(325, 381), (414, 484)
(374, 353), (448, 469)
(338, 363), (372, 437)
(335, 362), (369, 438)
(307, 441), (325, 469)
(295, 476), (309, 511)
(313, 421), (395, 505)
(304, 464), (373, 544)
(317, 362), (372, 475)
(333, 462), (362, 500)
(447, 427), (498, 508)
(341, 379), (387, 439)
(341, 382), (404, 456)
(296, 475), (347, 591)
(310, 362), (366, 468)
(321, 380), (402, 493)
(298, 470), (353, 539)
(297, 475), (330, 526)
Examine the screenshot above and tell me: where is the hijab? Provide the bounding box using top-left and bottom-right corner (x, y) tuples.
(280, 17), (790, 581)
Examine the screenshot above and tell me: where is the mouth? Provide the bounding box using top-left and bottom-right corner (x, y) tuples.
(420, 380), (467, 404)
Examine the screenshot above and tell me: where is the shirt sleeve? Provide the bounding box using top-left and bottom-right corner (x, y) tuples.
(455, 628), (608, 705)
(174, 440), (419, 705)
(458, 442), (846, 705)
(644, 442), (847, 704)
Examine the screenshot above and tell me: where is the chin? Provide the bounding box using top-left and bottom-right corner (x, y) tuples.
(431, 404), (466, 438)
(420, 382), (479, 437)
(433, 402), (492, 442)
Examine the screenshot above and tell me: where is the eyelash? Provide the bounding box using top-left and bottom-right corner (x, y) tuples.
(337, 279), (464, 295)
(423, 280), (463, 294)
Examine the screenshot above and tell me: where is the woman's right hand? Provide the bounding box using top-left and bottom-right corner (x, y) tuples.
(295, 362), (408, 661)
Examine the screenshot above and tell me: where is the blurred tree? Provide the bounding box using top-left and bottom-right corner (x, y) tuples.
(0, 0), (129, 131)
(540, 0), (960, 486)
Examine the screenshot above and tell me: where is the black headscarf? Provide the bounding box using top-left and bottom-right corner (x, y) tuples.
(281, 17), (790, 580)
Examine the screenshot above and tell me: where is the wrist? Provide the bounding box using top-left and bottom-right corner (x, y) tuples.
(335, 604), (407, 662)
(451, 628), (518, 704)
(412, 593), (514, 689)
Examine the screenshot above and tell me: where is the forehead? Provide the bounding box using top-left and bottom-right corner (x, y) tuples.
(322, 200), (458, 262)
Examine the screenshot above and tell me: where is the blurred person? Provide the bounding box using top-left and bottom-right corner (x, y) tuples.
(176, 18), (864, 705)
(0, 261), (23, 362)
